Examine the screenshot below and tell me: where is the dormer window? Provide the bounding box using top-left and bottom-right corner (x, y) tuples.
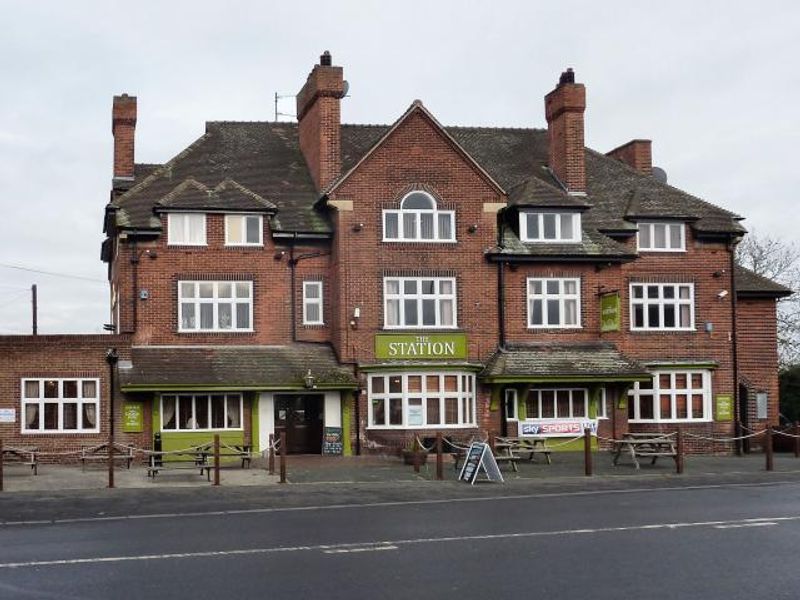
(519, 211), (581, 243)
(167, 213), (206, 246)
(383, 191), (455, 243)
(637, 222), (686, 252)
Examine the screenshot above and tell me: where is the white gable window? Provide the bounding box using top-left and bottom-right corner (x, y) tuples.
(225, 214), (263, 246)
(520, 211), (581, 243)
(167, 213), (206, 246)
(383, 191), (455, 243)
(637, 222), (685, 252)
(303, 281), (324, 325)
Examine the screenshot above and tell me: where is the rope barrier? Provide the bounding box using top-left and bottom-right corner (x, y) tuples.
(414, 436), (435, 453)
(544, 434), (587, 448)
(683, 430), (766, 443)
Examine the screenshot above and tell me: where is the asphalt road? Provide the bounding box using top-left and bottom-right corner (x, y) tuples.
(1, 479), (799, 599)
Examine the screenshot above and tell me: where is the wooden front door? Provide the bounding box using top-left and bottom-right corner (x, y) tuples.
(274, 394), (324, 454)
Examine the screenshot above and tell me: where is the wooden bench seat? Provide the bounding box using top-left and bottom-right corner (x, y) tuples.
(80, 444), (135, 471)
(2, 447), (38, 475)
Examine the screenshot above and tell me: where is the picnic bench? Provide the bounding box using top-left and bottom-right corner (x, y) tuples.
(498, 436), (553, 465)
(612, 432), (678, 470)
(205, 442), (252, 469)
(2, 445), (38, 475)
(147, 448), (210, 480)
(80, 443), (135, 471)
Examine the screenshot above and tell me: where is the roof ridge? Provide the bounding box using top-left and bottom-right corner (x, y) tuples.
(445, 124), (546, 132)
(214, 178), (277, 210)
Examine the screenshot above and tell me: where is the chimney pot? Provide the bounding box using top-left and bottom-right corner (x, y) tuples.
(320, 51), (332, 66)
(559, 68), (575, 85)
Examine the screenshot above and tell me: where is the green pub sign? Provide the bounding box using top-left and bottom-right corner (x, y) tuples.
(375, 333), (468, 360)
(600, 292), (621, 332)
(122, 402), (144, 433)
(715, 394), (734, 422)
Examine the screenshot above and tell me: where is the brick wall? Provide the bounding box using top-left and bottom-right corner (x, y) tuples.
(737, 298), (781, 428)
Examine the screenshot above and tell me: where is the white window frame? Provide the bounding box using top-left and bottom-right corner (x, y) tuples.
(527, 277), (581, 329)
(302, 280), (324, 325)
(628, 370), (712, 423)
(383, 277), (457, 329)
(597, 387), (608, 419)
(224, 214), (263, 247)
(630, 283), (695, 331)
(382, 191), (456, 243)
(637, 221), (686, 252)
(160, 393), (244, 431)
(367, 372), (477, 429)
(167, 213), (207, 246)
(504, 388), (518, 421)
(523, 388), (590, 420)
(21, 378), (100, 434)
(178, 280), (254, 332)
(519, 211), (582, 243)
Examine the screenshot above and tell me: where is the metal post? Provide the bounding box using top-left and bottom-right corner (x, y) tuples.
(488, 432), (496, 454)
(794, 422), (799, 459)
(106, 349), (118, 489)
(279, 432), (287, 483)
(31, 284), (37, 335)
(0, 438), (4, 492)
(412, 442), (421, 474)
(676, 428), (684, 475)
(765, 427), (774, 472)
(213, 434), (220, 486)
(268, 433), (275, 474)
(436, 432), (443, 481)
(734, 421), (743, 457)
(584, 428), (592, 476)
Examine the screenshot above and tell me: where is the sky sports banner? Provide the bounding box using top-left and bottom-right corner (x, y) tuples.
(520, 420), (598, 437)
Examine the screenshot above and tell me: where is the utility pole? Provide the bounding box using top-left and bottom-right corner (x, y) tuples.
(31, 284), (37, 335)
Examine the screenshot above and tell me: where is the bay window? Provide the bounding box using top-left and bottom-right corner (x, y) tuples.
(368, 372), (476, 428)
(179, 280), (253, 332)
(21, 378), (99, 433)
(161, 393), (243, 430)
(525, 388), (589, 419)
(628, 370), (711, 422)
(384, 277), (456, 329)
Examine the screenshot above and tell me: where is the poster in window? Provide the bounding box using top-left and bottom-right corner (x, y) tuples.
(122, 402), (144, 433)
(407, 403), (424, 426)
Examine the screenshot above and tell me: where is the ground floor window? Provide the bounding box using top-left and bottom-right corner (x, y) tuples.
(628, 370), (711, 422)
(368, 372), (476, 428)
(21, 378), (100, 433)
(525, 388), (589, 419)
(161, 393), (243, 431)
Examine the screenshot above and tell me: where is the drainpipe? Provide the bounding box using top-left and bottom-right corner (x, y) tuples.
(289, 235), (297, 341)
(729, 234), (745, 453)
(496, 210), (507, 350)
(129, 237), (138, 334)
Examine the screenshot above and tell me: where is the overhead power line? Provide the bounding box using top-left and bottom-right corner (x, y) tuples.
(0, 263), (106, 284)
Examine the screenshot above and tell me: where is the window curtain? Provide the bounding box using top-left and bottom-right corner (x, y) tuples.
(83, 403), (97, 429)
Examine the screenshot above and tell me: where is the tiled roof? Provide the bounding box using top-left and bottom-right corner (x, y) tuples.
(155, 178), (276, 212)
(734, 265), (793, 298)
(488, 227), (634, 260)
(119, 343), (357, 389)
(113, 121), (745, 238)
(481, 342), (650, 380)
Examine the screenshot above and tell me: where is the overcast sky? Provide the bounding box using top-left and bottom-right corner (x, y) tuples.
(0, 1), (798, 334)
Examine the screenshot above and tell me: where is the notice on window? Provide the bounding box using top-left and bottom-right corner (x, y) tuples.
(0, 408), (15, 423)
(520, 420), (597, 437)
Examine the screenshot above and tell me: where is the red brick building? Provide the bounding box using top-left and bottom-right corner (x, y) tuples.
(0, 52), (791, 457)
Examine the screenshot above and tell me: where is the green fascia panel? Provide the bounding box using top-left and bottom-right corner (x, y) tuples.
(359, 364), (484, 372)
(342, 394), (352, 457)
(123, 384), (358, 392)
(542, 437), (599, 452)
(483, 375), (649, 384)
(641, 362), (718, 370)
(159, 431), (245, 463)
(251, 393), (260, 454)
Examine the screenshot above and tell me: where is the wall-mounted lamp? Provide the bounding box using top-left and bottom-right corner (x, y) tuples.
(712, 270), (725, 278)
(353, 307), (361, 319)
(352, 223), (364, 232)
(304, 369), (316, 389)
(274, 250), (286, 260)
(717, 290), (729, 299)
(144, 249), (158, 259)
(468, 224), (478, 234)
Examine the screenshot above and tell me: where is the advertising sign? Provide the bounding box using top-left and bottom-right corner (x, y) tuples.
(520, 419), (598, 437)
(122, 402), (144, 433)
(0, 408), (15, 423)
(458, 442), (503, 484)
(715, 394), (734, 422)
(600, 292), (621, 332)
(375, 333), (468, 360)
(322, 427), (343, 455)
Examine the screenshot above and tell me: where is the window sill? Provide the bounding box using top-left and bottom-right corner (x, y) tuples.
(161, 428), (245, 433)
(637, 248), (687, 253)
(381, 327), (460, 332)
(382, 239), (457, 244)
(629, 419), (711, 424)
(366, 425), (477, 430)
(22, 430), (101, 435)
(177, 329), (255, 334)
(527, 325), (583, 331)
(224, 243), (264, 248)
(167, 243), (208, 248)
(630, 328), (696, 333)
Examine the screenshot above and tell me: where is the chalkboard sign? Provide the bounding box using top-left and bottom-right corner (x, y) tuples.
(322, 427), (343, 455)
(458, 442), (504, 484)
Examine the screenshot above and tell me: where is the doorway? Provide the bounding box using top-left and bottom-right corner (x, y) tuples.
(274, 394), (324, 454)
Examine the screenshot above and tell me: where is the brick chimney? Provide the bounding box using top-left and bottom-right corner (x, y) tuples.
(112, 94), (137, 188)
(606, 139), (652, 175)
(296, 51), (345, 192)
(545, 69), (586, 194)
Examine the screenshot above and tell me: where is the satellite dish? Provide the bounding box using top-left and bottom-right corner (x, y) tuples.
(652, 166), (668, 184)
(341, 80), (350, 98)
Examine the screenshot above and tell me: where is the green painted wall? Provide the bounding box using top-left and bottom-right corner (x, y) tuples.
(342, 393), (352, 457)
(251, 393), (260, 453)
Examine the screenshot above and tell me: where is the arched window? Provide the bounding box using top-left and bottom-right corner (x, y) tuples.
(383, 191), (455, 242)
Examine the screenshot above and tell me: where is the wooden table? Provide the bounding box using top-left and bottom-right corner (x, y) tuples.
(503, 437), (553, 465)
(612, 433), (677, 470)
(2, 446), (38, 475)
(147, 449), (209, 480)
(80, 443), (135, 471)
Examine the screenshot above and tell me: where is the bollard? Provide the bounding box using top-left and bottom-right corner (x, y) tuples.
(0, 438), (4, 492)
(795, 422), (800, 459)
(765, 427), (774, 472)
(279, 432), (287, 483)
(213, 434), (221, 486)
(676, 428), (684, 475)
(436, 432), (443, 481)
(413, 444), (421, 474)
(268, 433), (275, 475)
(583, 428), (592, 477)
(108, 439), (115, 489)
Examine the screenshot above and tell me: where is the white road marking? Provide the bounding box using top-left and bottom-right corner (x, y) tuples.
(2, 479), (799, 528)
(714, 522), (777, 529)
(0, 515), (796, 570)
